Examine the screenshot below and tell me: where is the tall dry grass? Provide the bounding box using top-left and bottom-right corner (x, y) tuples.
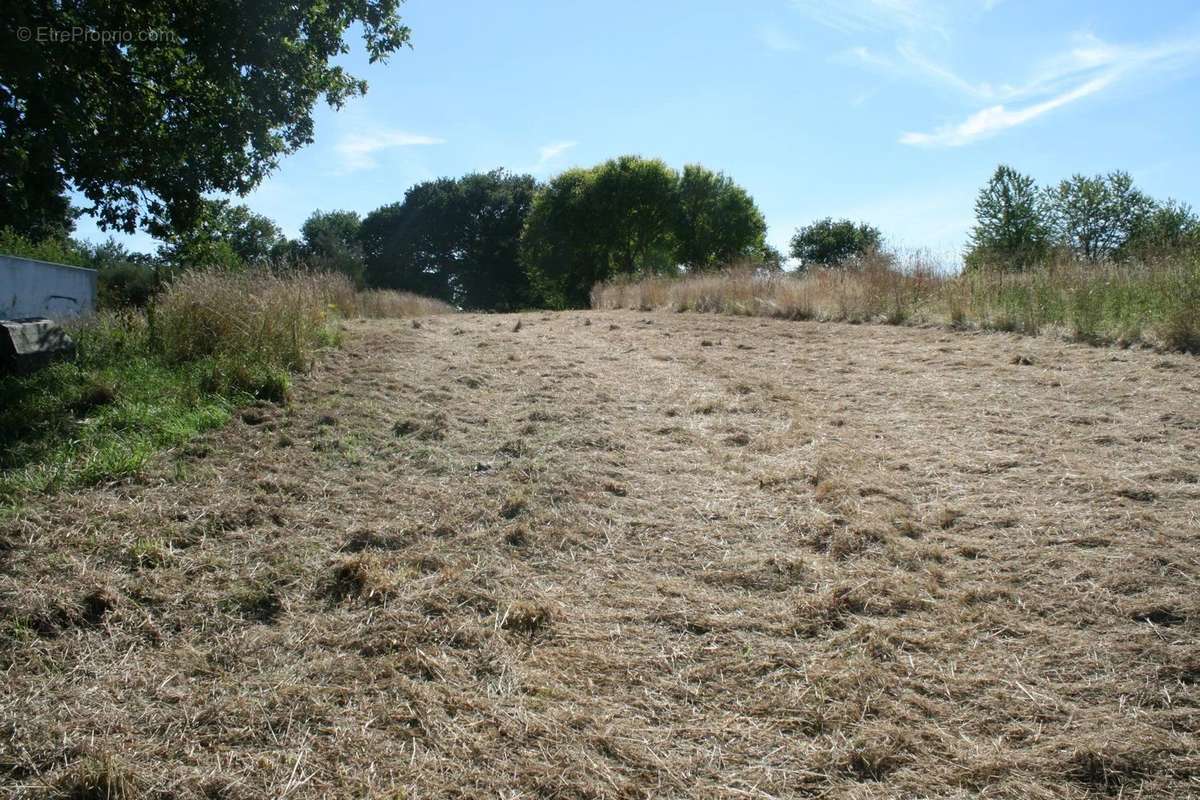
(355, 289), (456, 319)
(154, 270), (455, 369)
(591, 252), (1200, 352)
(155, 270), (342, 369)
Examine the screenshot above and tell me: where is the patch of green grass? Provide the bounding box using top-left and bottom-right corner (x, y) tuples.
(0, 265), (440, 508)
(0, 313), (300, 503)
(128, 536), (172, 570)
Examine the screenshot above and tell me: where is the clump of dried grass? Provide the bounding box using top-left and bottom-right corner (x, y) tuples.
(50, 754), (138, 799)
(499, 600), (553, 633)
(592, 253), (943, 323)
(325, 554), (399, 604)
(155, 269), (454, 372)
(793, 577), (929, 634)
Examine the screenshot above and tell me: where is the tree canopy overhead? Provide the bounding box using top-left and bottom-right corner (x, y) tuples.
(1, 0), (411, 238)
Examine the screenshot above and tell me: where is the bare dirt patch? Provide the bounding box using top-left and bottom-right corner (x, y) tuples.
(2, 312), (1199, 797)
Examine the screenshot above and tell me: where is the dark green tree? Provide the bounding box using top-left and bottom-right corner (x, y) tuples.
(0, 145), (76, 240)
(157, 200), (283, 268)
(590, 156), (680, 275)
(360, 179), (462, 302)
(965, 165), (1052, 270)
(519, 168), (601, 309)
(301, 210), (365, 285)
(789, 218), (882, 269)
(675, 165), (767, 270)
(360, 171), (536, 308)
(1, 0), (410, 236)
(522, 156), (681, 308)
(453, 170), (537, 310)
(760, 244), (785, 271)
(302, 210), (362, 255)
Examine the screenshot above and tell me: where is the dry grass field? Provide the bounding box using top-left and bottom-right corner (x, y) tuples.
(2, 311), (1199, 798)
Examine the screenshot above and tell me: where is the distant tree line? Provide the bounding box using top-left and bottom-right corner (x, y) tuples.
(1, 155), (772, 310)
(782, 164), (1198, 275)
(5, 154), (1197, 313)
(965, 164), (1199, 270)
(348, 155), (769, 309)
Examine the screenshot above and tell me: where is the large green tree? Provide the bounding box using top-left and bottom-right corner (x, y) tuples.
(676, 165), (767, 270)
(1, 0), (410, 237)
(360, 170), (536, 308)
(157, 200), (283, 268)
(523, 156), (681, 308)
(789, 218), (881, 269)
(589, 155), (680, 275)
(361, 180), (459, 301)
(965, 165), (1052, 270)
(300, 210), (366, 285)
(518, 168), (602, 309)
(1046, 171), (1154, 263)
(453, 171), (537, 310)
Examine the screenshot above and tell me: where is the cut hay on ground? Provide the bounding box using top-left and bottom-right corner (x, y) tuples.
(2, 311), (1198, 797)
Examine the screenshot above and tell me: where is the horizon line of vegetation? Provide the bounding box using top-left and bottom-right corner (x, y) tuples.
(5, 159), (1197, 314)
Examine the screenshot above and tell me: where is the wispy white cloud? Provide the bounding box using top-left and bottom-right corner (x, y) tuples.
(759, 24), (803, 52)
(894, 41), (998, 99)
(842, 45), (893, 70)
(530, 140), (578, 174)
(839, 42), (997, 100)
(850, 87), (879, 107)
(900, 33), (1200, 146)
(900, 75), (1113, 147)
(334, 129), (444, 172)
(792, 0), (948, 38)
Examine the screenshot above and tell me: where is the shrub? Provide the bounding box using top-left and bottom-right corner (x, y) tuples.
(789, 218), (882, 269)
(98, 261), (158, 308)
(0, 227), (88, 266)
(1158, 257), (1200, 352)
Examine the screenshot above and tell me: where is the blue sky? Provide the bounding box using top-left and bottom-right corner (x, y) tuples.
(79, 0), (1200, 265)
